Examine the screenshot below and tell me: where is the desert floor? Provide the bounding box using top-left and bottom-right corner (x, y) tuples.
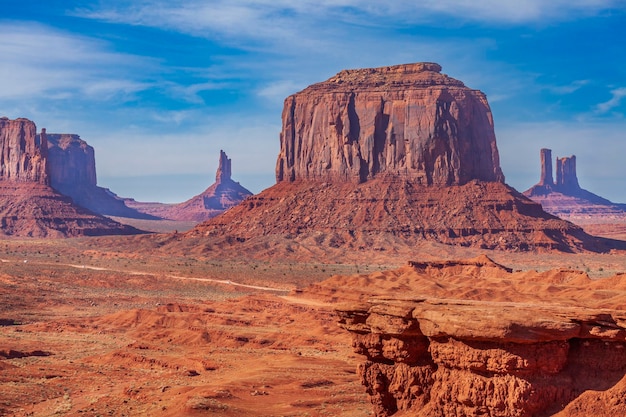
(1, 236), (626, 417)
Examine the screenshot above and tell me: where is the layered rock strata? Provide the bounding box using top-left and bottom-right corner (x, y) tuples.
(339, 299), (626, 417)
(0, 117), (48, 184)
(331, 256), (626, 416)
(276, 63), (504, 185)
(0, 117), (140, 237)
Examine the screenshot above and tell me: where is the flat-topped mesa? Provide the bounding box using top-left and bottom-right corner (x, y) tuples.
(0, 118), (49, 184)
(45, 133), (98, 193)
(215, 149), (232, 183)
(276, 62), (504, 185)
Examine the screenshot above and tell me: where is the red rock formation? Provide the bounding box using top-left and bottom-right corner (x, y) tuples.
(524, 149), (626, 224)
(215, 149), (231, 183)
(276, 63), (504, 185)
(332, 256), (626, 416)
(46, 133), (97, 190)
(0, 118), (48, 184)
(539, 148), (554, 186)
(126, 150), (253, 222)
(0, 117), (141, 237)
(181, 64), (610, 254)
(44, 133), (155, 219)
(555, 155), (580, 192)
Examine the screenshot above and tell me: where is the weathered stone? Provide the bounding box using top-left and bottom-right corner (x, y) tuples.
(0, 117), (48, 184)
(342, 301), (626, 417)
(539, 148), (554, 186)
(0, 117), (141, 237)
(556, 155), (580, 192)
(276, 63), (504, 185)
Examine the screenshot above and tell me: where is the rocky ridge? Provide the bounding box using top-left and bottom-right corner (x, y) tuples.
(325, 256), (626, 416)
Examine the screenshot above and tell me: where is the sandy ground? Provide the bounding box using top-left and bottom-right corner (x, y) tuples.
(1, 237), (626, 416)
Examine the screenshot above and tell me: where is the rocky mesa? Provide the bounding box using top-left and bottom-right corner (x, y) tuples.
(276, 62), (504, 185)
(181, 63), (609, 255)
(44, 132), (155, 219)
(0, 117), (140, 237)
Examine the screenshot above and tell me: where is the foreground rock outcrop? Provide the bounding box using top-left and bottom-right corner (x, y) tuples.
(0, 117), (140, 237)
(180, 63), (613, 255)
(126, 150), (253, 221)
(329, 256), (626, 416)
(524, 149), (626, 222)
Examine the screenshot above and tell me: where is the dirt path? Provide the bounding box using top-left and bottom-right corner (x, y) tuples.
(1, 257), (291, 293)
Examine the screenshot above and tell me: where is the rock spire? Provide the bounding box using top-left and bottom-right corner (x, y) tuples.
(538, 148), (554, 186)
(216, 149), (232, 183)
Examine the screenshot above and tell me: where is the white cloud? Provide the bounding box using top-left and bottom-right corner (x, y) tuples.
(0, 22), (152, 102)
(545, 80), (590, 95)
(596, 87), (626, 114)
(77, 0), (626, 43)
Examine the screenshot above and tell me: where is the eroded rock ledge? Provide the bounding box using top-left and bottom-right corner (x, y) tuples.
(335, 259), (626, 416)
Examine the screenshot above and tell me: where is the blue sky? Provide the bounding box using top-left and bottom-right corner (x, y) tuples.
(1, 1), (625, 203)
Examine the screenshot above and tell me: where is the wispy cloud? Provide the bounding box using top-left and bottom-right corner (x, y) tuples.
(0, 22), (152, 102)
(76, 0), (626, 42)
(596, 87), (626, 114)
(545, 80), (590, 95)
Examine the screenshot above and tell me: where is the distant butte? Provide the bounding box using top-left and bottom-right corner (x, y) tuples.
(524, 148), (626, 222)
(126, 150), (253, 222)
(0, 117), (140, 237)
(43, 131), (157, 220)
(173, 63), (612, 255)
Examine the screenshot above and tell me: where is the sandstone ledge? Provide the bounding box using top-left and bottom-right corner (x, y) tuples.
(338, 299), (626, 416)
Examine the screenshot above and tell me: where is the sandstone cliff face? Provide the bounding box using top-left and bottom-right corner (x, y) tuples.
(331, 256), (626, 417)
(46, 133), (97, 191)
(0, 117), (48, 184)
(276, 63), (504, 185)
(340, 300), (626, 417)
(0, 117), (141, 237)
